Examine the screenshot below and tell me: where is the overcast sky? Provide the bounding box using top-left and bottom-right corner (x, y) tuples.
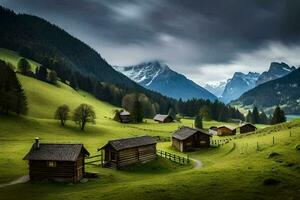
(2, 0), (300, 85)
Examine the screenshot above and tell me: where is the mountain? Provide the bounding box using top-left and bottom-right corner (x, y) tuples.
(0, 6), (140, 88)
(235, 67), (300, 114)
(115, 61), (217, 101)
(0, 6), (185, 114)
(220, 72), (260, 103)
(204, 81), (226, 97)
(256, 62), (296, 86)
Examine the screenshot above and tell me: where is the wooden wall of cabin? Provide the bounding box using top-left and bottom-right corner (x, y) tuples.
(28, 160), (76, 182)
(217, 127), (235, 136)
(172, 138), (181, 151)
(116, 144), (157, 168)
(240, 125), (256, 134)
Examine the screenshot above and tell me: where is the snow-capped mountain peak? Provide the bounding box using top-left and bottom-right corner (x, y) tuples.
(114, 61), (217, 101)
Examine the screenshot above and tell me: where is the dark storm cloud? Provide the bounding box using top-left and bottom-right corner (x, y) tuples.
(1, 0), (300, 77)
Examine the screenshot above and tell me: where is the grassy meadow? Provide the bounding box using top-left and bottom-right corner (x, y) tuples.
(0, 49), (300, 200)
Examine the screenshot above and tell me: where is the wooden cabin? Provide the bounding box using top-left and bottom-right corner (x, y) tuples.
(217, 125), (237, 136)
(119, 110), (131, 123)
(208, 126), (218, 135)
(172, 126), (212, 152)
(99, 136), (157, 169)
(239, 123), (257, 134)
(153, 114), (174, 123)
(23, 138), (90, 183)
(114, 110), (131, 123)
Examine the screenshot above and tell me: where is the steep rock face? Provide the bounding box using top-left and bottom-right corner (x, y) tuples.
(256, 62), (296, 86)
(115, 61), (217, 101)
(220, 72), (260, 103)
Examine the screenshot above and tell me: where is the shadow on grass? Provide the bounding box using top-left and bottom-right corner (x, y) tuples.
(121, 157), (192, 174)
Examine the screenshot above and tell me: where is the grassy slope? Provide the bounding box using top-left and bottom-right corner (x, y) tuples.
(0, 48), (40, 71)
(0, 49), (299, 200)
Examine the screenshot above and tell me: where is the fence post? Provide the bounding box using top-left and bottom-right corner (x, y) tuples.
(256, 141), (259, 151)
(187, 155), (190, 163)
(290, 130), (292, 137)
(272, 136), (275, 145)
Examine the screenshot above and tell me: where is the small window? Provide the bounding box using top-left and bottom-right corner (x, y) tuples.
(47, 161), (56, 167)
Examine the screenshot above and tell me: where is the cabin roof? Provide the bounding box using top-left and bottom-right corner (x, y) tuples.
(153, 114), (172, 122)
(240, 123), (257, 128)
(172, 126), (211, 140)
(218, 125), (236, 131)
(23, 144), (90, 161)
(120, 110), (130, 116)
(99, 136), (156, 151)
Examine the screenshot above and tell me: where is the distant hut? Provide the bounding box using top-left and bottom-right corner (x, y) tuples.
(114, 110), (131, 123)
(208, 126), (218, 135)
(172, 126), (212, 152)
(217, 125), (237, 136)
(98, 136), (157, 169)
(239, 123), (257, 134)
(23, 138), (90, 183)
(153, 114), (174, 123)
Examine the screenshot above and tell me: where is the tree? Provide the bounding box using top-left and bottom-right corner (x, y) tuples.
(271, 106), (286, 125)
(69, 73), (78, 89)
(251, 106), (259, 124)
(131, 98), (144, 123)
(168, 107), (176, 119)
(36, 65), (48, 81)
(246, 111), (252, 122)
(73, 104), (96, 131)
(0, 60), (27, 115)
(17, 58), (31, 75)
(54, 105), (70, 126)
(194, 115), (203, 129)
(259, 111), (269, 124)
(48, 70), (58, 85)
(199, 105), (212, 121)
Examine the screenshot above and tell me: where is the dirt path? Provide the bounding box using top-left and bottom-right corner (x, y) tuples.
(0, 175), (29, 188)
(191, 158), (203, 169)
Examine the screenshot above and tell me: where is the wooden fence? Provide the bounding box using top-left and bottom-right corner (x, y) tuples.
(157, 149), (190, 165)
(85, 154), (102, 165)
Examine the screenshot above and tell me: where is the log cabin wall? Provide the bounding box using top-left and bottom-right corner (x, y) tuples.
(117, 144), (156, 168)
(29, 160), (76, 182)
(240, 124), (256, 134)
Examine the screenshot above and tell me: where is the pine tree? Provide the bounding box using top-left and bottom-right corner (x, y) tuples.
(251, 106), (259, 124)
(246, 110), (252, 122)
(194, 115), (203, 129)
(259, 111), (269, 124)
(0, 60), (27, 115)
(271, 106), (286, 125)
(36, 65), (48, 81)
(131, 98), (143, 123)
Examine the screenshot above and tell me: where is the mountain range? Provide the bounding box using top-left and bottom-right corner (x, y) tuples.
(205, 62), (296, 103)
(235, 67), (300, 114)
(115, 61), (217, 101)
(220, 72), (260, 103)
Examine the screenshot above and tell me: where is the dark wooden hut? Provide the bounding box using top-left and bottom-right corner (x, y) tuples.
(98, 136), (157, 169)
(239, 123), (257, 134)
(153, 114), (174, 123)
(23, 138), (90, 183)
(217, 125), (237, 136)
(208, 126), (218, 135)
(172, 126), (212, 152)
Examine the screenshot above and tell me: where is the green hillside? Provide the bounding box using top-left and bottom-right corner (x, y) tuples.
(0, 50), (299, 200)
